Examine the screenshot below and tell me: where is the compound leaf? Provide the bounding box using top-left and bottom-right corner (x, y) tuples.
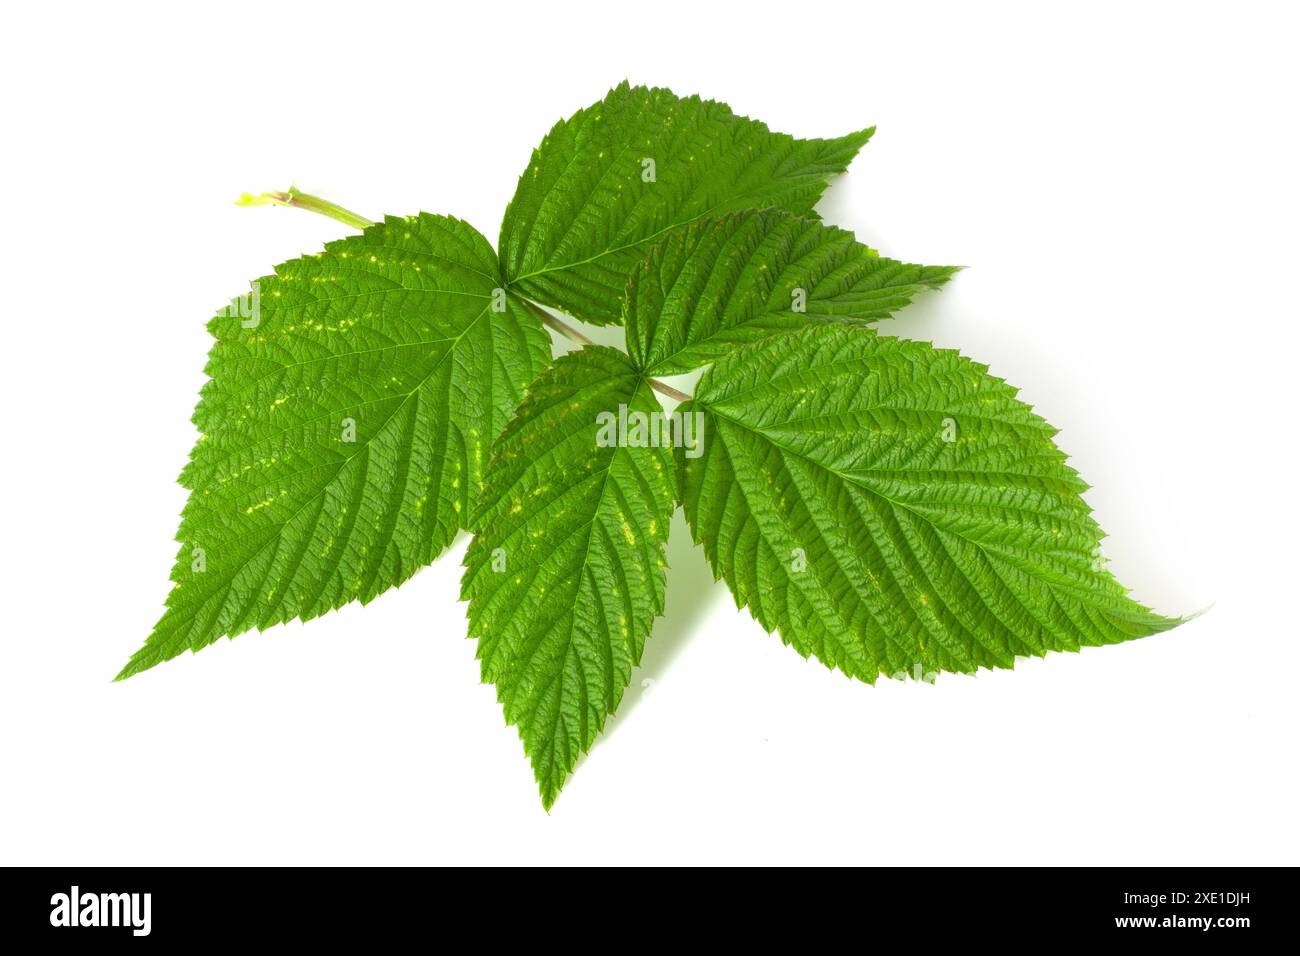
(500, 82), (873, 325)
(678, 325), (1181, 683)
(626, 209), (958, 375)
(120, 214), (550, 679)
(462, 346), (674, 808)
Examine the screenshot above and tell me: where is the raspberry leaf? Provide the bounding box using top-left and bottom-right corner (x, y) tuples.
(678, 326), (1182, 682)
(121, 214), (549, 679)
(462, 346), (674, 808)
(625, 209), (958, 376)
(500, 82), (873, 325)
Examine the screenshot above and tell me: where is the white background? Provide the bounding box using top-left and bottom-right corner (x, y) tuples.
(1, 0), (1296, 866)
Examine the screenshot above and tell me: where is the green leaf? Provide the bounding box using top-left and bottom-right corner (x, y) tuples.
(462, 346), (675, 808)
(678, 326), (1181, 683)
(120, 214), (550, 680)
(626, 209), (958, 376)
(500, 82), (873, 325)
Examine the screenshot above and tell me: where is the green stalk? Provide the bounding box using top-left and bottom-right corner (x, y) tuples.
(236, 186), (375, 231)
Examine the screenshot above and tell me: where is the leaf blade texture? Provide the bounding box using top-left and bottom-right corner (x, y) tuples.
(462, 346), (675, 808)
(500, 82), (873, 325)
(625, 209), (958, 376)
(121, 214), (549, 679)
(679, 326), (1181, 682)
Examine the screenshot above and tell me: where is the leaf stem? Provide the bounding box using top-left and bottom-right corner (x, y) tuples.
(645, 376), (693, 404)
(521, 300), (692, 403)
(522, 298), (594, 346)
(236, 186), (376, 231)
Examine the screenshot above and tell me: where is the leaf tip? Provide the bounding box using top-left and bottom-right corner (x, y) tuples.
(112, 657), (144, 682)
